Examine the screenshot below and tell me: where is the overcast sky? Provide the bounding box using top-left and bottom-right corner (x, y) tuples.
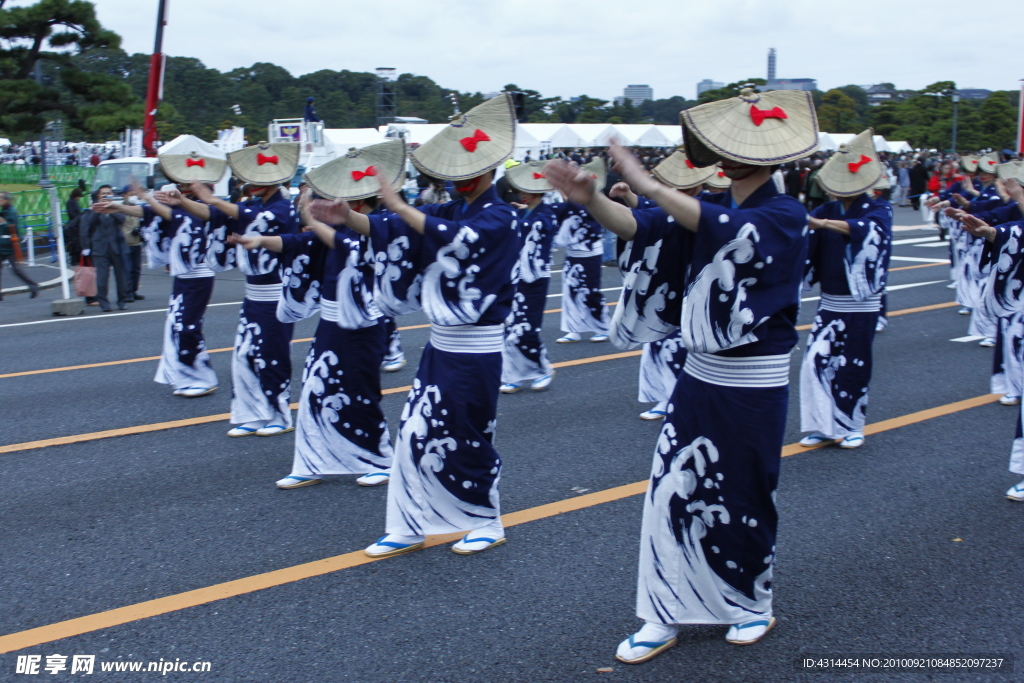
(62, 0), (1024, 100)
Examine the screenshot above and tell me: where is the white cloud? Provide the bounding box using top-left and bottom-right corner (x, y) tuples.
(37, 0), (1024, 100)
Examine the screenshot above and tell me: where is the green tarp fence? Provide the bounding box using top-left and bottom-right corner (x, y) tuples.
(0, 164), (95, 186)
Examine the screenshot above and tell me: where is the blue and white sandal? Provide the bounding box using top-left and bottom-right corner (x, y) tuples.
(276, 475), (322, 489)
(1000, 395), (1021, 406)
(227, 424), (262, 437)
(839, 433), (864, 449)
(365, 535), (425, 558)
(256, 424), (294, 436)
(531, 371), (555, 391)
(615, 624), (679, 664)
(451, 533), (506, 555)
(500, 382), (522, 394)
(979, 338), (997, 347)
(725, 616), (776, 645)
(356, 471), (390, 487)
(799, 433), (835, 447)
(1006, 480), (1024, 501)
(639, 409), (667, 421)
(590, 334), (609, 343)
(179, 386), (217, 398)
(556, 333), (581, 343)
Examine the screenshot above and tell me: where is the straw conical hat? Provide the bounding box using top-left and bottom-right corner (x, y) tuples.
(303, 139), (407, 201)
(681, 88), (819, 167)
(704, 166), (732, 190)
(996, 160), (1021, 181)
(410, 94), (516, 181)
(815, 129), (882, 198)
(1014, 163), (1024, 186)
(976, 152), (1000, 175)
(505, 160), (553, 194)
(651, 148), (716, 189)
(959, 155), (979, 173)
(158, 134), (227, 184)
(580, 157), (607, 191)
(228, 141), (300, 186)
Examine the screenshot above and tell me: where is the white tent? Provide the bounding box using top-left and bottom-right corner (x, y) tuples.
(564, 123), (613, 147)
(654, 125), (683, 146)
(886, 140), (912, 154)
(817, 132), (838, 151)
(519, 123), (590, 149)
(595, 124), (673, 147)
(826, 133), (856, 148)
(323, 127), (386, 150)
(0, 138), (11, 147)
(872, 135), (890, 153)
(513, 123), (544, 161)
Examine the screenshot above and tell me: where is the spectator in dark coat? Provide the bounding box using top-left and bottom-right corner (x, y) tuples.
(80, 185), (129, 311)
(909, 158), (929, 210)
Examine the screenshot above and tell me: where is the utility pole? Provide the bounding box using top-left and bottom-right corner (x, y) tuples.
(951, 93), (960, 153)
(34, 61), (77, 312)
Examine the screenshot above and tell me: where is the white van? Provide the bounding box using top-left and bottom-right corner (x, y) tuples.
(92, 157), (230, 197)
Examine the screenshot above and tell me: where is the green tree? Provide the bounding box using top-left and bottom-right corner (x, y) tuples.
(817, 89), (862, 133)
(0, 0), (136, 137)
(976, 91), (1017, 150)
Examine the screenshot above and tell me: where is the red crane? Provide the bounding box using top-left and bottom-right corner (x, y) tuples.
(142, 0), (169, 157)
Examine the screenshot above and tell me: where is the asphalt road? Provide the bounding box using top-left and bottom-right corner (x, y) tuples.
(0, 205), (1020, 682)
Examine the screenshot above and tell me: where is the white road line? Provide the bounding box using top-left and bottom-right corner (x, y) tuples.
(800, 280), (946, 303)
(915, 242), (951, 248)
(889, 256), (949, 263)
(0, 301), (243, 329)
(951, 335), (986, 342)
(546, 287), (622, 299)
(892, 236), (942, 245)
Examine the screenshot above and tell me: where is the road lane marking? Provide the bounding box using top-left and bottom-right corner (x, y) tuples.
(889, 256), (948, 264)
(0, 391), (1002, 653)
(951, 335), (986, 342)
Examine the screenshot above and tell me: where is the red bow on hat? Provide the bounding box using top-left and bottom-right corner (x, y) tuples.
(186, 158), (205, 168)
(717, 171), (726, 177)
(847, 155), (872, 173)
(459, 129), (491, 153)
(983, 159), (996, 166)
(750, 106), (788, 126)
(257, 153), (279, 166)
(533, 172), (545, 179)
(351, 166), (377, 181)
(685, 160), (695, 169)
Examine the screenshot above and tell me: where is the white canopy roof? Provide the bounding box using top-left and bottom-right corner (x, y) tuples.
(654, 125), (683, 146)
(159, 134), (227, 159)
(615, 124), (673, 147)
(886, 140), (913, 153)
(817, 132), (838, 151)
(323, 127), (387, 150)
(519, 123), (591, 149)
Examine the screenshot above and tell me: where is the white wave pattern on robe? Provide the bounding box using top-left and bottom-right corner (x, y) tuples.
(292, 348), (393, 475)
(611, 238), (679, 349)
(230, 314), (291, 426)
(992, 312), (1024, 397)
(637, 426), (774, 624)
(334, 245), (381, 330)
(560, 259), (609, 334)
(680, 223), (765, 354)
(141, 213), (171, 270)
(385, 380), (501, 536)
(845, 214), (889, 300)
(373, 235), (423, 316)
(518, 216), (551, 283)
(154, 291), (217, 390)
(638, 334), (685, 403)
(421, 226), (496, 326)
(277, 252), (321, 323)
(799, 316), (868, 437)
(502, 290), (552, 383)
(985, 223), (1024, 319)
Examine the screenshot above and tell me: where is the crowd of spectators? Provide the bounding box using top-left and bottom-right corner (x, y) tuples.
(0, 143), (119, 167)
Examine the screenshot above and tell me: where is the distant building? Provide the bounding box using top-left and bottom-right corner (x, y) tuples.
(767, 48), (777, 80)
(764, 78), (817, 92)
(956, 89), (992, 100)
(623, 84), (653, 106)
(613, 96), (627, 106)
(697, 79), (725, 98)
(862, 84), (914, 106)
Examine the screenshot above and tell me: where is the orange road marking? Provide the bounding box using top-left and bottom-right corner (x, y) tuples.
(0, 391), (1002, 653)
(890, 262), (946, 272)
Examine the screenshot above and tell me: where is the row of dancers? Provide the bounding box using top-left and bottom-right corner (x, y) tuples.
(86, 88), (1012, 665)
